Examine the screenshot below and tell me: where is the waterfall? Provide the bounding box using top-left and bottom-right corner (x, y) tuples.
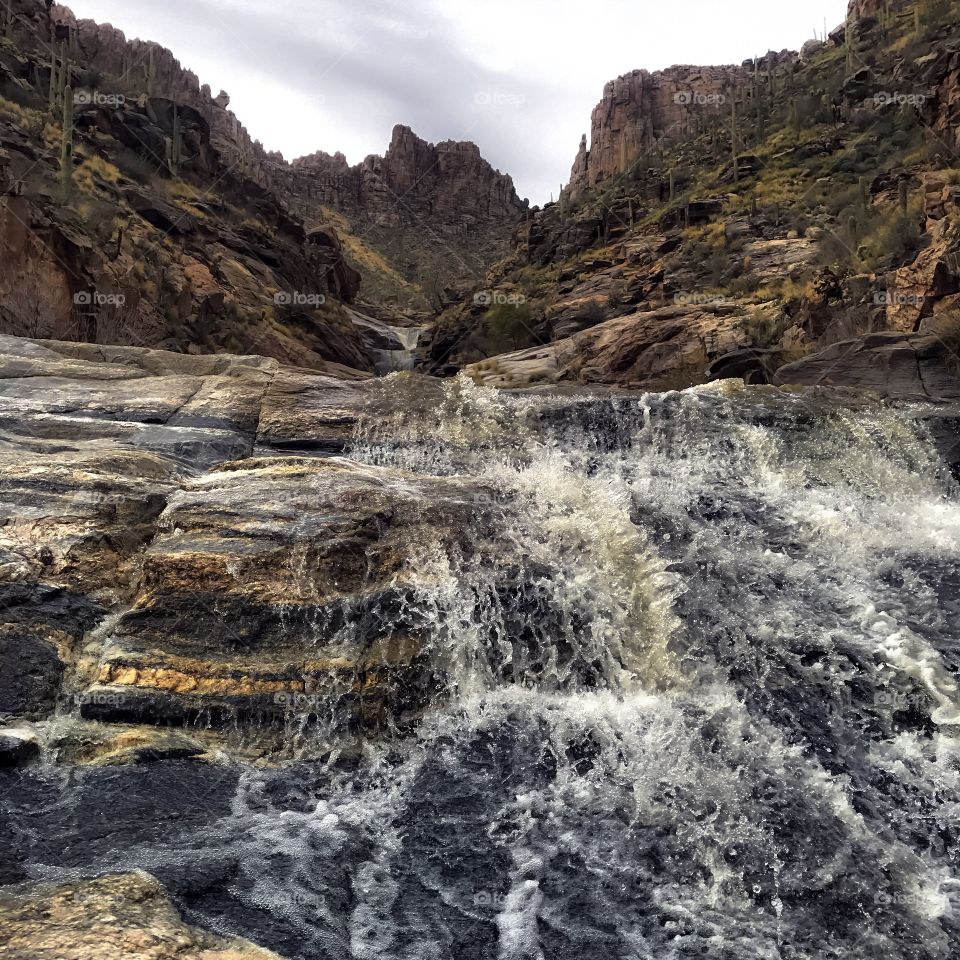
(8, 376), (959, 959)
(372, 325), (425, 374)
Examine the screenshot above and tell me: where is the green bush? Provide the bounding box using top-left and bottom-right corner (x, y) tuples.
(485, 302), (536, 353)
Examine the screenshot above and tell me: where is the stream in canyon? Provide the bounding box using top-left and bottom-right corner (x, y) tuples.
(2, 377), (959, 959)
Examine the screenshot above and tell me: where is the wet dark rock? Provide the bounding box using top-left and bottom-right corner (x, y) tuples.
(0, 585), (105, 719)
(705, 347), (784, 384)
(0, 729), (40, 768)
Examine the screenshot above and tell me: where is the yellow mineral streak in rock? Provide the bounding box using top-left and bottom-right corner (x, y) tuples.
(88, 639), (423, 698)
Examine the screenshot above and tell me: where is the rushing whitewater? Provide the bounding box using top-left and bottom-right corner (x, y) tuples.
(7, 377), (960, 959)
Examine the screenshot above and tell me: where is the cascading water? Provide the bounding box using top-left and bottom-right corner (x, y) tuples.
(4, 376), (959, 959)
(372, 326), (426, 374)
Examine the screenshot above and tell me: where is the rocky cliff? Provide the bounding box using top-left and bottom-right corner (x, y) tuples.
(847, 0), (911, 18)
(427, 0), (960, 389)
(279, 125), (528, 304)
(567, 56), (794, 199)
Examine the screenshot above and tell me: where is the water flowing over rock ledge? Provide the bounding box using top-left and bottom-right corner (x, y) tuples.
(1, 334), (959, 959)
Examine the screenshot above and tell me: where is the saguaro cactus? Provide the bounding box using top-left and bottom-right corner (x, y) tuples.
(165, 105), (182, 177)
(49, 41), (70, 115)
(899, 179), (909, 213)
(730, 96), (740, 184)
(2, 0), (13, 39)
(144, 46), (156, 95)
(61, 84), (74, 198)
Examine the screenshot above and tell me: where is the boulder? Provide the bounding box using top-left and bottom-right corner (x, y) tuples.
(800, 39), (827, 63)
(705, 347), (785, 385)
(0, 872), (283, 960)
(0, 728), (40, 767)
(886, 224), (960, 331)
(773, 332), (960, 400)
(841, 68), (876, 103)
(122, 187), (198, 236)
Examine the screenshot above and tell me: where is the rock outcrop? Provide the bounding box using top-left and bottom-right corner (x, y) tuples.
(566, 57), (793, 199)
(0, 872), (283, 960)
(847, 0), (911, 20)
(0, 336), (513, 749)
(463, 300), (776, 390)
(773, 331), (960, 400)
(278, 126), (528, 303)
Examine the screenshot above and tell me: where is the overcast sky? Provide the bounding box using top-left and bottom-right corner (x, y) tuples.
(71, 0), (849, 204)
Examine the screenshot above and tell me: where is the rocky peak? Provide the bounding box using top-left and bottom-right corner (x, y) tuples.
(567, 56), (793, 199)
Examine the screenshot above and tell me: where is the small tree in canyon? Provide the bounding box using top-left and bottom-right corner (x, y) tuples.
(0, 277), (60, 338)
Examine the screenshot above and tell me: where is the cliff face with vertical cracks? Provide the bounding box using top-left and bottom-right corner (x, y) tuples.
(567, 57), (793, 199)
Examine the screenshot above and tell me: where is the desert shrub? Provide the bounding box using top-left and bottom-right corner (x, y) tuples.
(579, 299), (608, 326)
(728, 273), (763, 297)
(818, 305), (883, 347)
(739, 313), (781, 348)
(114, 147), (161, 185)
(0, 278), (60, 339)
(0, 94), (44, 137)
(74, 198), (120, 243)
(607, 285), (626, 309)
(860, 207), (923, 270)
(75, 156), (122, 194)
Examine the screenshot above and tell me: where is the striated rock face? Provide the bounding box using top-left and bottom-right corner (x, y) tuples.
(279, 126), (528, 303)
(566, 59), (791, 198)
(0, 336), (507, 744)
(463, 300), (774, 390)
